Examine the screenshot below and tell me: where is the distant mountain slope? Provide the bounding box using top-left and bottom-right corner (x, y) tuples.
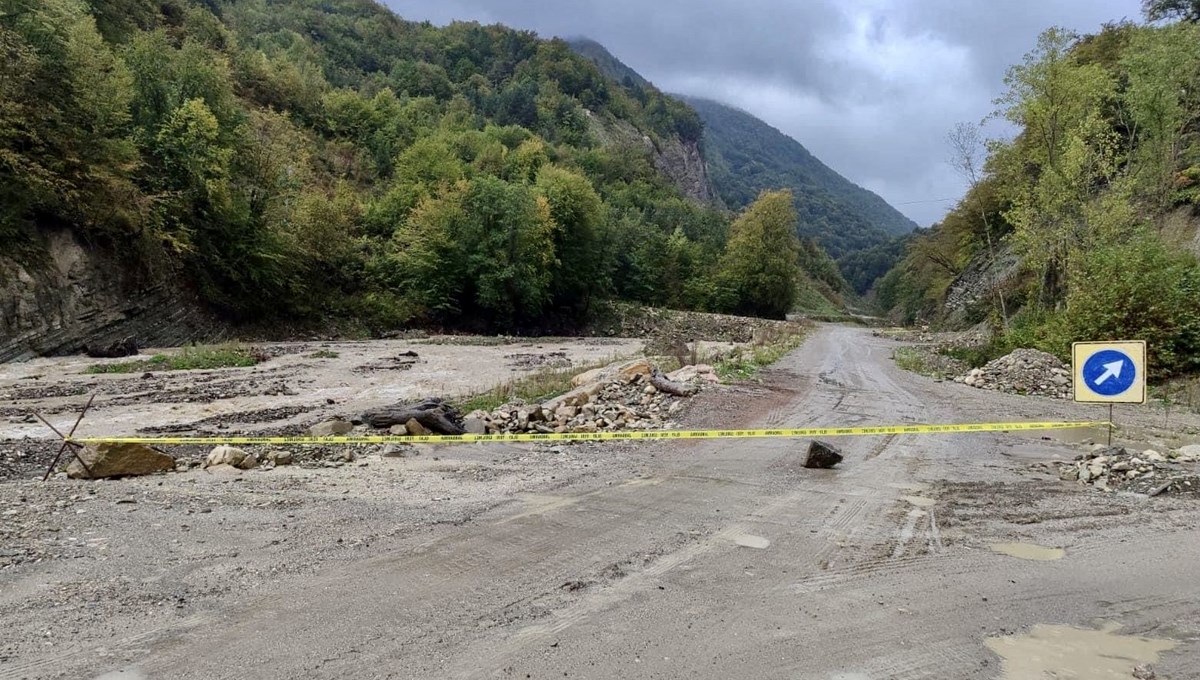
(680, 96), (918, 260)
(566, 38), (915, 291)
(569, 38), (651, 90)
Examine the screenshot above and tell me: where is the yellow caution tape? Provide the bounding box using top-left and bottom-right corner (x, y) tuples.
(69, 421), (1105, 447)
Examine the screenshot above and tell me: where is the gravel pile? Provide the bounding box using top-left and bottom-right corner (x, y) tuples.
(466, 363), (717, 435)
(955, 348), (1072, 399)
(589, 303), (804, 344)
(1053, 444), (1200, 496)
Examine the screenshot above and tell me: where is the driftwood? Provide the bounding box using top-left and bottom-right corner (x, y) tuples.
(84, 337), (139, 359)
(362, 398), (464, 435)
(650, 369), (698, 397)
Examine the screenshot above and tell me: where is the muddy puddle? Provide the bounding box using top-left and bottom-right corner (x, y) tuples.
(990, 543), (1065, 561)
(987, 622), (1176, 679)
(1041, 424), (1200, 453)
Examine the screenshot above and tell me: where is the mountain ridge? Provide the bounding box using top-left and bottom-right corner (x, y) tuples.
(680, 95), (917, 247)
(567, 38), (916, 290)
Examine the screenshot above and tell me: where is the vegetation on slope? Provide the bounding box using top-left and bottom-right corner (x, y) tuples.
(566, 39), (912, 297)
(879, 10), (1200, 378)
(0, 0), (838, 334)
(681, 96), (917, 289)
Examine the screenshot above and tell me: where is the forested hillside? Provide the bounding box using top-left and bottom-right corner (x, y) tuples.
(681, 97), (917, 256)
(568, 38), (650, 91)
(878, 7), (1200, 377)
(1, 0), (844, 335)
(566, 38), (916, 295)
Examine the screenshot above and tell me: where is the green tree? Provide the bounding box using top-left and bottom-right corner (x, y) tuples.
(535, 166), (607, 312)
(1056, 233), (1200, 377)
(716, 190), (802, 319)
(994, 27), (1123, 307)
(377, 180), (470, 318)
(1120, 23), (1200, 211)
(460, 176), (557, 323)
(0, 0), (141, 239)
(155, 98), (234, 244)
(1142, 0), (1200, 22)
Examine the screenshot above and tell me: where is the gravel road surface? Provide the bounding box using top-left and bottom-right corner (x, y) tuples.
(3, 325), (1198, 679)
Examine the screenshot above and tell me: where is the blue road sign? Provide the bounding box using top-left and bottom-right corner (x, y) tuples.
(1081, 349), (1136, 397)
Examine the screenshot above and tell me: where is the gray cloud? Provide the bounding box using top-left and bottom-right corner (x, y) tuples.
(387, 0), (1142, 226)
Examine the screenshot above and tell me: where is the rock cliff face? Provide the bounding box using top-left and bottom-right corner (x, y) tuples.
(0, 230), (223, 362)
(585, 111), (716, 204)
(943, 244), (1021, 327)
(651, 135), (716, 204)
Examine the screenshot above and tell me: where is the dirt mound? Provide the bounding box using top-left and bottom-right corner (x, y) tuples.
(956, 348), (1072, 399)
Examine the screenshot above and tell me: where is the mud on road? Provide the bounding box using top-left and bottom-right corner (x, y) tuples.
(2, 325), (1200, 679)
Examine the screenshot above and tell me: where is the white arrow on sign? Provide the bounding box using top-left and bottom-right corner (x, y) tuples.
(1093, 360), (1124, 386)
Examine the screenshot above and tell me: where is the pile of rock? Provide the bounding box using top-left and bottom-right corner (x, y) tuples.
(955, 348), (1072, 399)
(590, 303), (804, 344)
(1056, 444), (1200, 496)
(464, 360), (717, 435)
(203, 445), (294, 471)
(873, 328), (936, 343)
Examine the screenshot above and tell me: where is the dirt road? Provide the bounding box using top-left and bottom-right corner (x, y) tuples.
(4, 325), (1199, 679)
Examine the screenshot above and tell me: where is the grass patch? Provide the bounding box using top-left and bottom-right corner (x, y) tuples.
(416, 335), (517, 347)
(893, 347), (930, 374)
(938, 344), (1001, 369)
(86, 345), (264, 374)
(455, 355), (626, 413)
(1153, 375), (1200, 417)
(306, 349), (340, 359)
(714, 327), (808, 381)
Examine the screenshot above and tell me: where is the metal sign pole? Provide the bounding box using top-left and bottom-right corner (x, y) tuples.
(1108, 403), (1113, 447)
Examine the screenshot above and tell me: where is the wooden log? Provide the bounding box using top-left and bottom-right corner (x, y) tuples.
(362, 399), (464, 435)
(650, 369), (698, 397)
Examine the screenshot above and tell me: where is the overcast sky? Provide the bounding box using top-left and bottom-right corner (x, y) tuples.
(386, 0), (1142, 226)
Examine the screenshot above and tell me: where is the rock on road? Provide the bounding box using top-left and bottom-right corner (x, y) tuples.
(11, 325), (1200, 679)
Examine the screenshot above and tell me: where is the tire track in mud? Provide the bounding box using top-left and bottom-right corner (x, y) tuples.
(445, 328), (927, 677)
(469, 326), (1090, 679)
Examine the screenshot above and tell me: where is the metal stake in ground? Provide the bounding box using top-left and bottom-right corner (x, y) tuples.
(1108, 403), (1114, 447)
(36, 394), (97, 481)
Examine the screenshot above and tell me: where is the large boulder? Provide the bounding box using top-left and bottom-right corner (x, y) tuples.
(542, 381), (606, 411)
(310, 420), (353, 437)
(83, 336), (139, 359)
(405, 418), (432, 436)
(66, 442), (175, 479)
(1175, 444), (1200, 462)
(205, 445), (258, 470)
(571, 366), (610, 387)
(463, 417), (487, 435)
(804, 441), (844, 469)
(618, 359), (654, 383)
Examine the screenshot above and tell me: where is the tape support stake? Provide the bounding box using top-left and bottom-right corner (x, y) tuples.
(69, 421), (1105, 447)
